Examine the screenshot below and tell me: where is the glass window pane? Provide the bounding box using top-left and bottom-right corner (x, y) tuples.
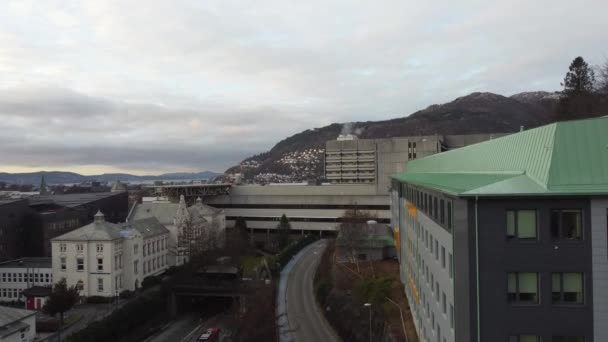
(517, 211), (537, 239)
(519, 273), (537, 293)
(552, 273), (561, 292)
(507, 211), (516, 238)
(563, 210), (582, 239)
(563, 273), (583, 292)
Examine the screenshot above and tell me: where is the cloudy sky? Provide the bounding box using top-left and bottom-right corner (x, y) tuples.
(1, 0), (606, 175)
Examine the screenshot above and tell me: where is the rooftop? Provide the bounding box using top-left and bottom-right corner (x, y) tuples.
(128, 217), (170, 238)
(0, 257), (51, 269)
(52, 211), (124, 241)
(0, 306), (36, 337)
(392, 116), (608, 196)
(29, 192), (125, 208)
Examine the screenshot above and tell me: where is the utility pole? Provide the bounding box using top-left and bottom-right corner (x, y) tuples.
(364, 302), (372, 342)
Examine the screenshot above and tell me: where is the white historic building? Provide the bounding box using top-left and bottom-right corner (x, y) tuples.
(50, 211), (169, 297)
(128, 196), (226, 266)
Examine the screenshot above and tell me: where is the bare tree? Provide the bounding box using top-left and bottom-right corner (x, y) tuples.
(338, 207), (376, 272)
(597, 59), (608, 96)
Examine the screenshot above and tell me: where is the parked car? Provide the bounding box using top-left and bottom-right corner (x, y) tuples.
(197, 327), (221, 342)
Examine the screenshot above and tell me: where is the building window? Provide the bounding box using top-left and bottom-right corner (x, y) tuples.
(134, 261), (139, 275)
(552, 337), (585, 342)
(77, 257), (84, 271)
(440, 199), (445, 224)
(96, 243), (103, 252)
(509, 336), (541, 342)
(449, 253), (453, 279)
(97, 278), (104, 292)
(97, 258), (103, 272)
(60, 243), (66, 252)
(447, 201), (453, 230)
(61, 257), (66, 271)
(507, 210), (537, 240)
(77, 244), (83, 252)
(507, 272), (539, 304)
(552, 273), (584, 304)
(76, 280), (84, 291)
(134, 244), (138, 255)
(441, 247), (446, 269)
(442, 292), (447, 314)
(435, 240), (439, 260)
(551, 209), (582, 240)
(450, 304), (454, 329)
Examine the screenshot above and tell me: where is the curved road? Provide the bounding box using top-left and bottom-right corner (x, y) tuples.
(279, 239), (340, 342)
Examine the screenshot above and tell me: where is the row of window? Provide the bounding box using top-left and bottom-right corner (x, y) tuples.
(143, 255), (166, 274)
(507, 272), (584, 304)
(402, 184), (453, 232)
(506, 209), (583, 241)
(143, 237), (167, 257)
(0, 288), (22, 299)
(1, 272), (51, 284)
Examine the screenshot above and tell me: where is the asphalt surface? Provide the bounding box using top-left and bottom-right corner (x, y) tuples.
(148, 314), (200, 342)
(281, 239), (340, 342)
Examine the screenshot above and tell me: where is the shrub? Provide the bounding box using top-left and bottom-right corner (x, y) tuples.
(354, 277), (394, 305)
(269, 235), (318, 274)
(315, 280), (332, 304)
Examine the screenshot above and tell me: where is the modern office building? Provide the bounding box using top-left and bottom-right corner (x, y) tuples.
(325, 134), (506, 195)
(391, 117), (608, 342)
(0, 258), (52, 303)
(0, 200), (31, 261)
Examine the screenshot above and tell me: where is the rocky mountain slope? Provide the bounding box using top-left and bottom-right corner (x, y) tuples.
(226, 91), (560, 182)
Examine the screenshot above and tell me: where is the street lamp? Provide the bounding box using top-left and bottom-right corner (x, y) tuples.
(364, 303), (372, 342)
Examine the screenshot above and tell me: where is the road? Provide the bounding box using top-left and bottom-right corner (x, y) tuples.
(278, 239), (340, 342)
(147, 314), (200, 342)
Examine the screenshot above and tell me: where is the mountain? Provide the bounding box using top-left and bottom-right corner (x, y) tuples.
(0, 171), (222, 185)
(226, 91), (561, 182)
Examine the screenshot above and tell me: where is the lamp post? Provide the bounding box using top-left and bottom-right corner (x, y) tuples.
(364, 303), (372, 342)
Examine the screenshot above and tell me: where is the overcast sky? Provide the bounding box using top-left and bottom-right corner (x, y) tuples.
(1, 0), (606, 175)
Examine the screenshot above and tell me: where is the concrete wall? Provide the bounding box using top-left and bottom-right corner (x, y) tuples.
(206, 184), (390, 232)
(591, 198), (608, 342)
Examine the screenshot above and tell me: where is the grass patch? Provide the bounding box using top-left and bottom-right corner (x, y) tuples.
(241, 256), (264, 277)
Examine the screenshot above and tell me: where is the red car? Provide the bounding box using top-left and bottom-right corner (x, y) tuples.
(197, 327), (221, 342)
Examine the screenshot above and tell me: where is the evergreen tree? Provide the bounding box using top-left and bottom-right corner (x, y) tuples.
(277, 214), (291, 249)
(558, 56), (597, 121)
(562, 56), (595, 95)
(43, 278), (80, 324)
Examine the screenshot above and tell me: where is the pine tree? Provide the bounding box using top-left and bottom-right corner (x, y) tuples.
(277, 214), (291, 249)
(562, 56), (595, 95)
(558, 56), (597, 121)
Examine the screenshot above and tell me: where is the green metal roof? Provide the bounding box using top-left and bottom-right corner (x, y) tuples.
(392, 116), (608, 196)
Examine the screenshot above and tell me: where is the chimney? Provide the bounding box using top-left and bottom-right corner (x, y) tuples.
(94, 210), (105, 223)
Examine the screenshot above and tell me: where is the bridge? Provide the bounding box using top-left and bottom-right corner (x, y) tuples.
(148, 183), (232, 202)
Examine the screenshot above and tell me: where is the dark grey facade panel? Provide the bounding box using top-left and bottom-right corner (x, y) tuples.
(453, 198), (474, 342)
(475, 198), (593, 342)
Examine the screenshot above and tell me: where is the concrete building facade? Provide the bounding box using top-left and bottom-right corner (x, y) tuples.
(51, 211), (169, 297)
(325, 134), (506, 195)
(392, 117), (608, 342)
(0, 258), (52, 303)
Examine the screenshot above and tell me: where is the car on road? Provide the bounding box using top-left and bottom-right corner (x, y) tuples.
(197, 327), (221, 342)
